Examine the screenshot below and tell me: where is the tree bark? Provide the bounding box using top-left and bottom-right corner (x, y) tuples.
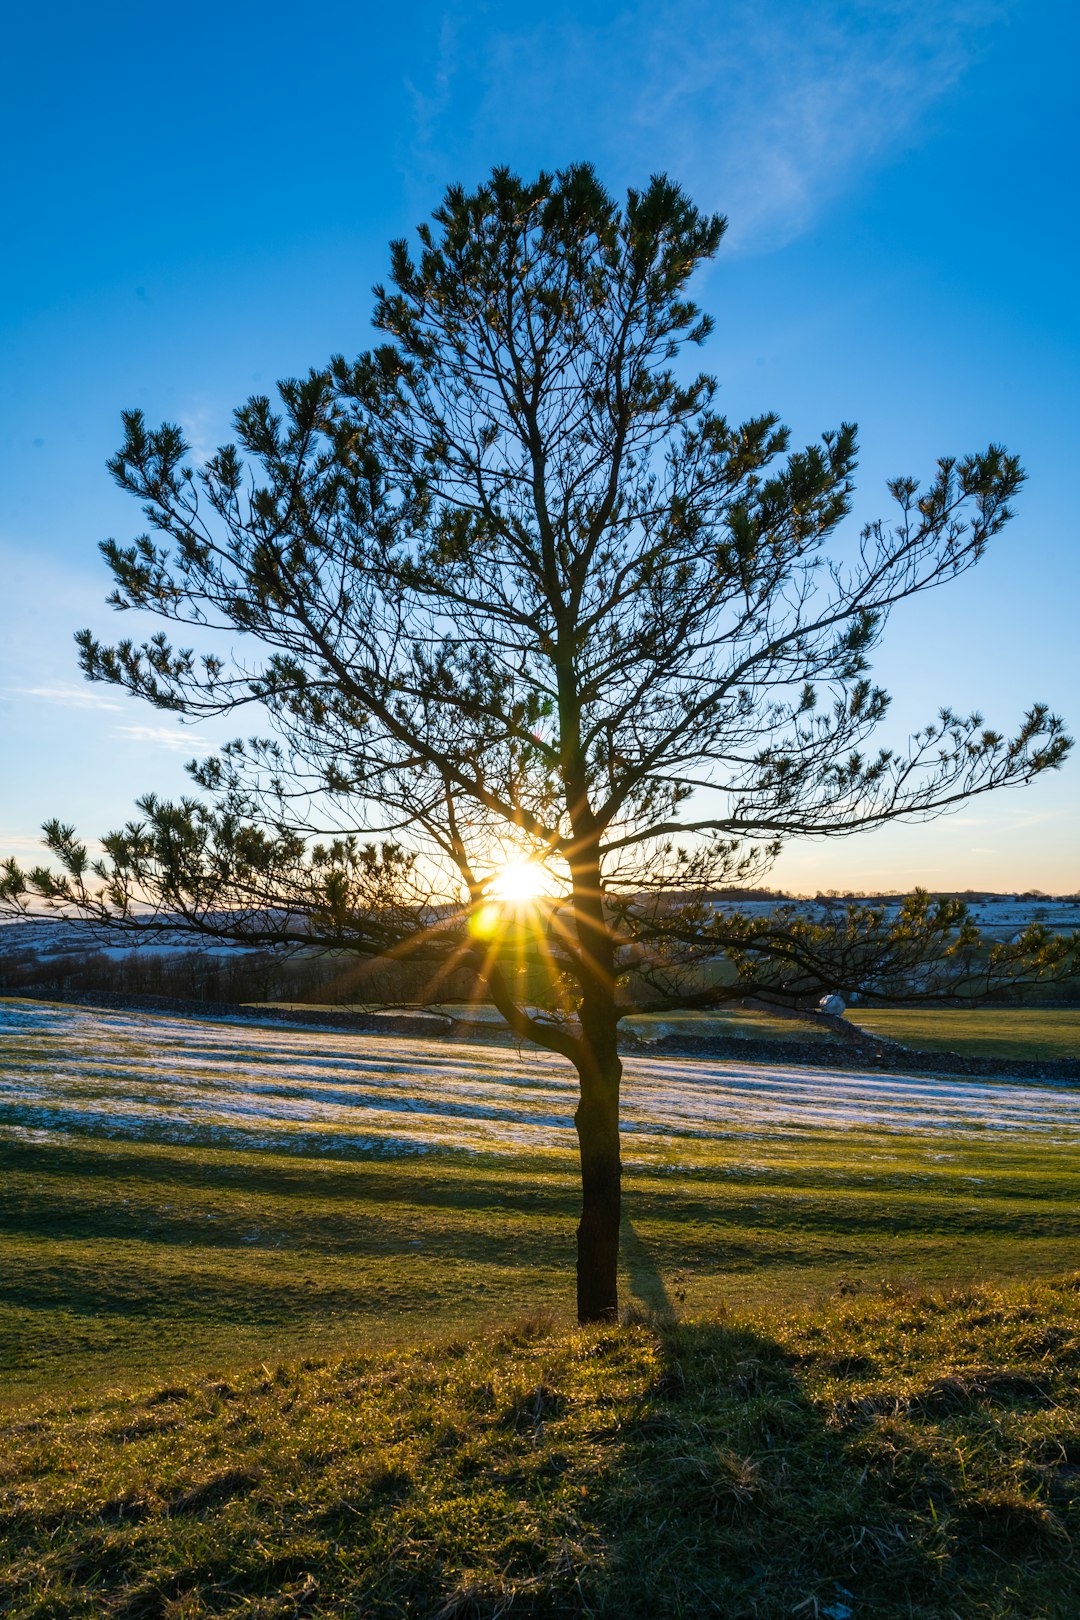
(573, 1023), (622, 1325)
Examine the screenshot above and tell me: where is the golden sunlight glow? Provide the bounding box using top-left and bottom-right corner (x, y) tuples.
(467, 859), (550, 938)
(468, 901), (503, 940)
(487, 859), (548, 904)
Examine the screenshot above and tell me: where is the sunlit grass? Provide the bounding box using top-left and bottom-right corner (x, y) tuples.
(3, 1119), (1079, 1408)
(849, 1006), (1080, 1060)
(1, 1276), (1078, 1617)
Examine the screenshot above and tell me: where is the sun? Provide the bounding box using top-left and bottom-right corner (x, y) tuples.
(487, 859), (548, 904)
(468, 859), (550, 937)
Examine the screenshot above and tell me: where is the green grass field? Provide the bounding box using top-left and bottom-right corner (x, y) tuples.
(5, 1114), (1080, 1415)
(616, 1004), (1080, 1060)
(2, 998), (1079, 1408)
(2, 1277), (1078, 1617)
(279, 1001), (1080, 1059)
(4, 1124), (1080, 1414)
(849, 1007), (1080, 1061)
(2, 1000), (1079, 1615)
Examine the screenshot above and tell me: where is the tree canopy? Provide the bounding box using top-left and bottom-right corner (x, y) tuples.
(2, 165), (1074, 1319)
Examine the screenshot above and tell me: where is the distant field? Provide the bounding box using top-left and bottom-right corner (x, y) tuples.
(262, 1000), (1080, 1059)
(850, 1007), (1080, 1061)
(622, 1007), (838, 1043)
(259, 1001), (841, 1044)
(3, 997), (1080, 1408)
(430, 1002), (840, 1043)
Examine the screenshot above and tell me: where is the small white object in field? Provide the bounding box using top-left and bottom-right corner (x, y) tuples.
(818, 993), (846, 1017)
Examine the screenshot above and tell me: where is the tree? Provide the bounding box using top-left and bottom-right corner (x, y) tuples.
(2, 166), (1074, 1323)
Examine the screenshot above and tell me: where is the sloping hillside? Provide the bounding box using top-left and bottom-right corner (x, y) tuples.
(2, 1277), (1078, 1618)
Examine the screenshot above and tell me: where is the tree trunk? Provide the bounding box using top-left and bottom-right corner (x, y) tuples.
(561, 794), (623, 1323)
(573, 1049), (622, 1325)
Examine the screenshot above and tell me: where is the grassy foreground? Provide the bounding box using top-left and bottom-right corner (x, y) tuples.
(2, 1276), (1078, 1618)
(3, 1002), (1079, 1613)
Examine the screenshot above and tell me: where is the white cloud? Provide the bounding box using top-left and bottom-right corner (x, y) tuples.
(0, 832), (54, 854)
(403, 0), (1010, 250)
(179, 403), (230, 463)
(1007, 810), (1061, 831)
(16, 683), (124, 712)
(114, 724), (209, 752)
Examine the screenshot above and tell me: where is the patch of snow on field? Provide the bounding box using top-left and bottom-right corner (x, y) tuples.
(1, 998), (1078, 1162)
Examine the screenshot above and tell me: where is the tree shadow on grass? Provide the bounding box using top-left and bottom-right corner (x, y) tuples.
(3, 1285), (1077, 1620)
(581, 1311), (1075, 1619)
(586, 1315), (903, 1618)
(620, 1217), (677, 1318)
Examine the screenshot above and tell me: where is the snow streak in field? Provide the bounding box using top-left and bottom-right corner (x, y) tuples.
(2, 1000), (1078, 1161)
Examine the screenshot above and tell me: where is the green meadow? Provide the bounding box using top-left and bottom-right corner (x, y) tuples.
(848, 1006), (1080, 1061)
(2, 999), (1079, 1614)
(282, 1000), (1080, 1060)
(1, 998), (1078, 1406)
(3, 1125), (1080, 1412)
(2, 1256), (1078, 1617)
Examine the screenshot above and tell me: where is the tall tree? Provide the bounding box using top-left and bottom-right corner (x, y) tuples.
(2, 166), (1073, 1322)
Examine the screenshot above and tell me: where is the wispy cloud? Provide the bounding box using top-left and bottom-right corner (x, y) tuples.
(179, 403), (230, 463)
(114, 724), (210, 753)
(0, 831), (106, 862)
(1007, 810), (1062, 831)
(402, 0), (1010, 249)
(0, 832), (54, 854)
(15, 683), (124, 712)
(616, 1), (1006, 250)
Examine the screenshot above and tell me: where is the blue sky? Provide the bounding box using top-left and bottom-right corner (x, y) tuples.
(2, 0), (1077, 893)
